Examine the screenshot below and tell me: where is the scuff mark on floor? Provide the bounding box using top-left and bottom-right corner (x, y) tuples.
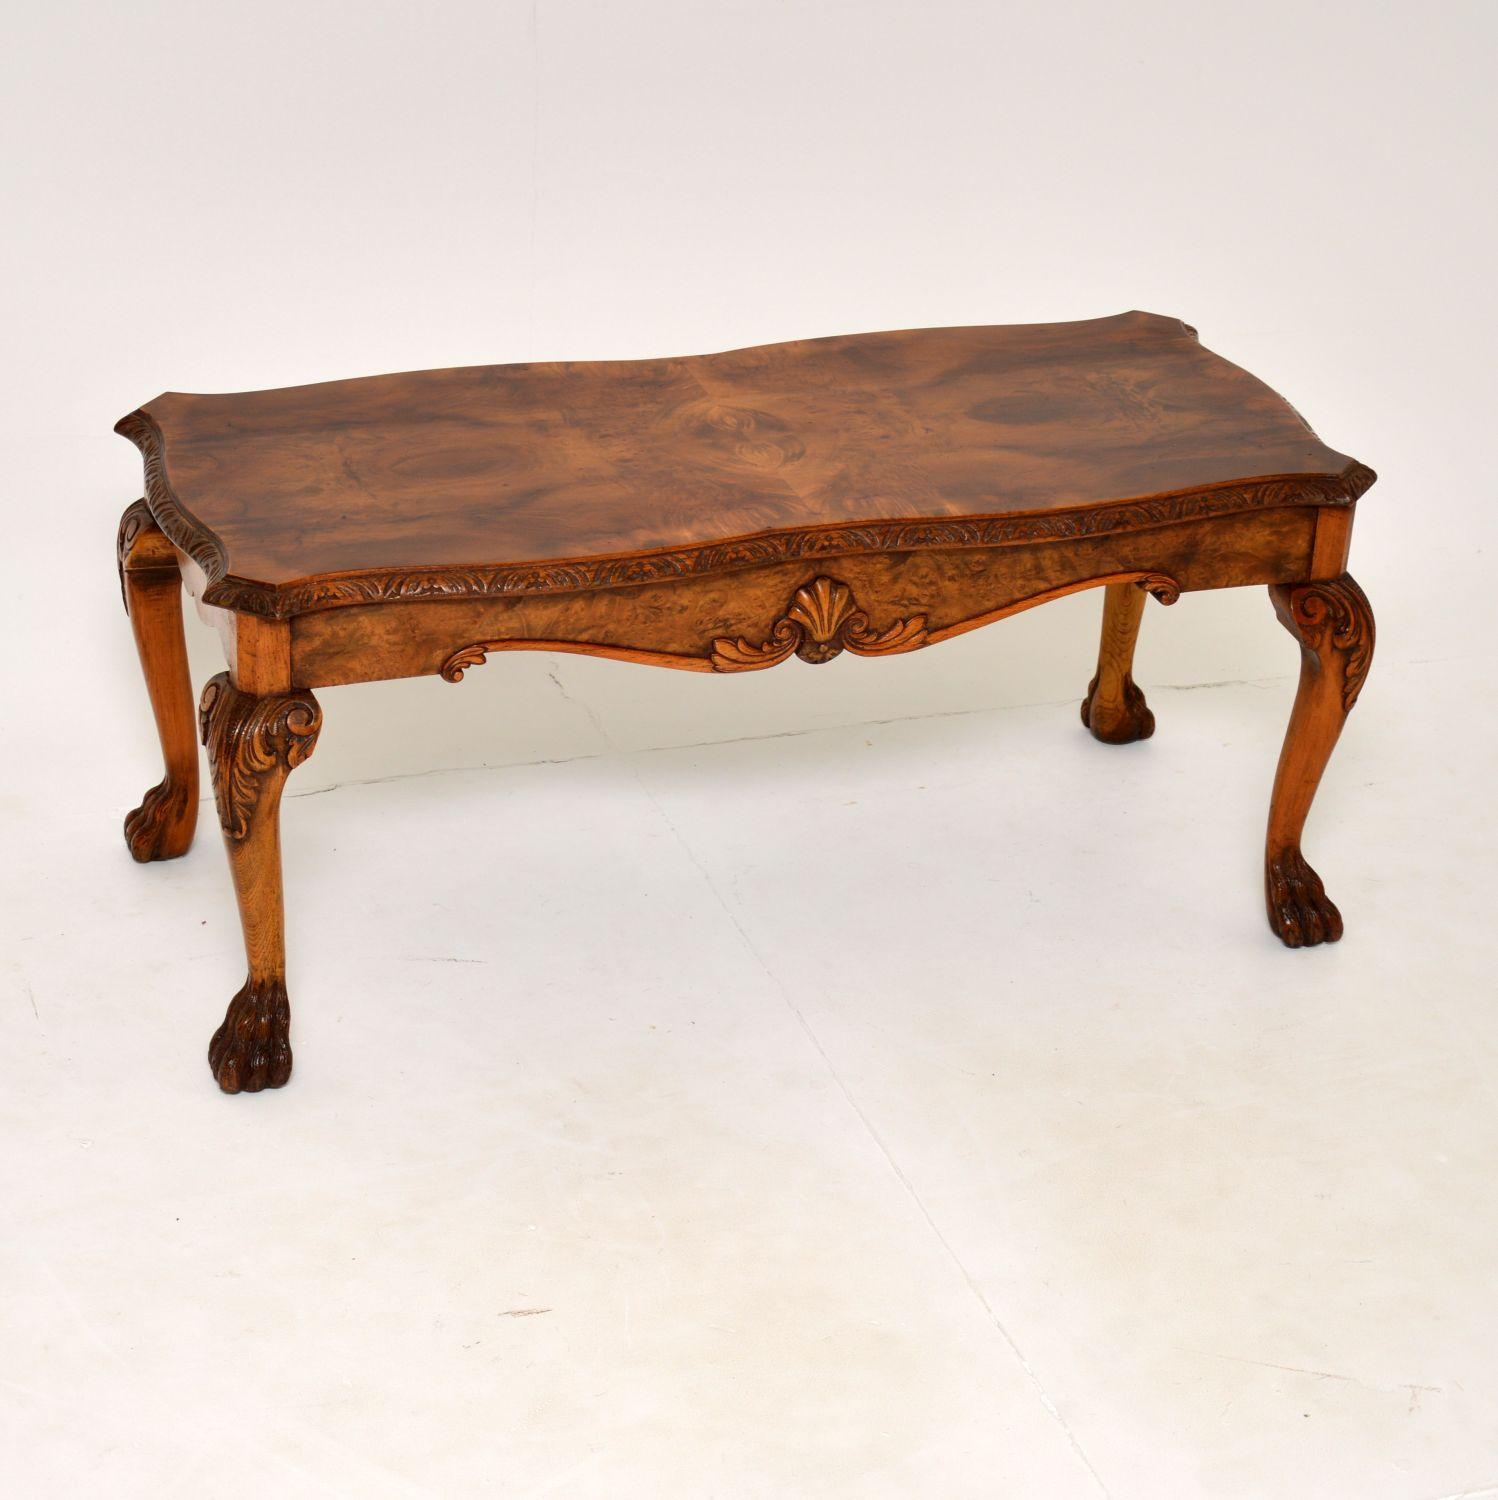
(1181, 1346), (1442, 1404)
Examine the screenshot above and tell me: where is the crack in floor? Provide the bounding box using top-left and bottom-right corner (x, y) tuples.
(1178, 1346), (1444, 1405)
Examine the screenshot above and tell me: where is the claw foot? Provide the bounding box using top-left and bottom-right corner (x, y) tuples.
(124, 778), (195, 862)
(1081, 675), (1155, 744)
(1265, 848), (1343, 948)
(209, 977), (292, 1093)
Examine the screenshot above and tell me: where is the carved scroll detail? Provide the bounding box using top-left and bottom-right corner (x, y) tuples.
(710, 576), (929, 672)
(440, 644), (493, 683)
(116, 498), (153, 610)
(1138, 573), (1181, 606)
(198, 674), (322, 842)
(1281, 575), (1375, 711)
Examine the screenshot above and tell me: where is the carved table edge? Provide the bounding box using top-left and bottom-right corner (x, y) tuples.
(114, 408), (1376, 622)
(115, 412), (226, 583)
(439, 570), (1181, 682)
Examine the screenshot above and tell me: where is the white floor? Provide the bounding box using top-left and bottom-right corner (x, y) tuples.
(5, 1), (1495, 1487)
(4, 633), (1496, 1498)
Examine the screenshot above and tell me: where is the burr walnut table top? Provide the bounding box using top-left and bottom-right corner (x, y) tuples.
(116, 310), (1371, 620)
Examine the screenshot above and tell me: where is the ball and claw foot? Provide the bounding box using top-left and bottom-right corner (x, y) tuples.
(124, 778), (194, 862)
(1080, 675), (1155, 744)
(1265, 848), (1344, 948)
(209, 978), (293, 1093)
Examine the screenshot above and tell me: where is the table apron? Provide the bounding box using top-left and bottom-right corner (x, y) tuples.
(273, 504), (1339, 690)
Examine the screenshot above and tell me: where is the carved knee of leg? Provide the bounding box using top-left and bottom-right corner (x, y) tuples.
(199, 674), (322, 1094)
(1263, 574), (1374, 948)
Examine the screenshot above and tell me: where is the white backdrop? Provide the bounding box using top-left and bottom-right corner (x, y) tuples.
(5, 0), (1494, 795)
(4, 4), (1498, 1497)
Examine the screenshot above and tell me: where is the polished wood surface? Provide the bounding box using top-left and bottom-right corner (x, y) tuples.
(116, 312), (1371, 619)
(118, 501), (199, 859)
(289, 507), (1310, 688)
(1264, 576), (1376, 946)
(1081, 581), (1156, 744)
(198, 674), (322, 1093)
(115, 316), (1378, 1092)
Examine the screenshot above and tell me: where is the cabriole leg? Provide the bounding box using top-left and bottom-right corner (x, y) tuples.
(119, 500), (199, 859)
(1265, 574), (1375, 947)
(1081, 580), (1154, 743)
(198, 673), (322, 1093)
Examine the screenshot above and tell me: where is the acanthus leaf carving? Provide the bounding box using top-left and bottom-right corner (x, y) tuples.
(439, 644), (492, 683)
(701, 618), (802, 672)
(1280, 574), (1375, 711)
(198, 673), (322, 842)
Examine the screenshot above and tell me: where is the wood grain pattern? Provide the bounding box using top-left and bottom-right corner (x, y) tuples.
(292, 507), (1321, 689)
(115, 316), (1379, 1099)
(1264, 575), (1375, 947)
(115, 313), (1374, 620)
(199, 673), (321, 1092)
(119, 500), (199, 860)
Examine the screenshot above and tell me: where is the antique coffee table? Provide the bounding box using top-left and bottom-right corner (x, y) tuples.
(116, 312), (1376, 1093)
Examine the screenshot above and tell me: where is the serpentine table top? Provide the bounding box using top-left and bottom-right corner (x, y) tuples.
(118, 310), (1370, 619)
(115, 312), (1377, 1092)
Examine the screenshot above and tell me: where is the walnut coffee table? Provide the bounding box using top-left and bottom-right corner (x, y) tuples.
(116, 312), (1375, 1093)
